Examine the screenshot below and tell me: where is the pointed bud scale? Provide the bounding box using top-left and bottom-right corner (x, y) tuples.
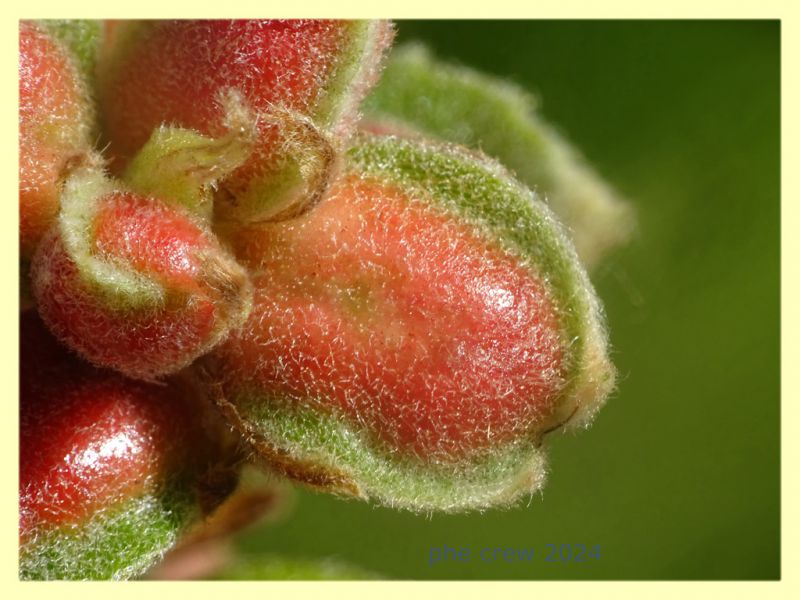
(122, 90), (257, 220)
(363, 44), (634, 268)
(209, 135), (615, 512)
(31, 167), (253, 380)
(98, 20), (394, 223)
(19, 20), (96, 260)
(19, 314), (236, 580)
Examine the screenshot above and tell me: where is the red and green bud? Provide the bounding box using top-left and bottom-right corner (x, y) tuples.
(19, 313), (237, 580)
(98, 19), (394, 224)
(19, 20), (97, 262)
(363, 43), (634, 268)
(31, 166), (253, 380)
(208, 135), (615, 512)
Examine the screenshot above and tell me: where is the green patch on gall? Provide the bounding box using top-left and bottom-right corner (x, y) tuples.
(363, 43), (634, 267)
(19, 488), (196, 580)
(216, 389), (548, 513)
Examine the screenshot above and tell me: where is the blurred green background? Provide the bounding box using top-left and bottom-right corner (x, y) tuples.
(234, 21), (780, 580)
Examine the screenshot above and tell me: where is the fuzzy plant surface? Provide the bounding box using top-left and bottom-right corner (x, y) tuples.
(363, 43), (634, 268)
(19, 20), (98, 308)
(30, 165), (253, 380)
(19, 19), (624, 579)
(19, 313), (237, 580)
(98, 20), (394, 223)
(207, 134), (614, 512)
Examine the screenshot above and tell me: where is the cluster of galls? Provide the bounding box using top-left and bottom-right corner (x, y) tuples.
(19, 20), (626, 580)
